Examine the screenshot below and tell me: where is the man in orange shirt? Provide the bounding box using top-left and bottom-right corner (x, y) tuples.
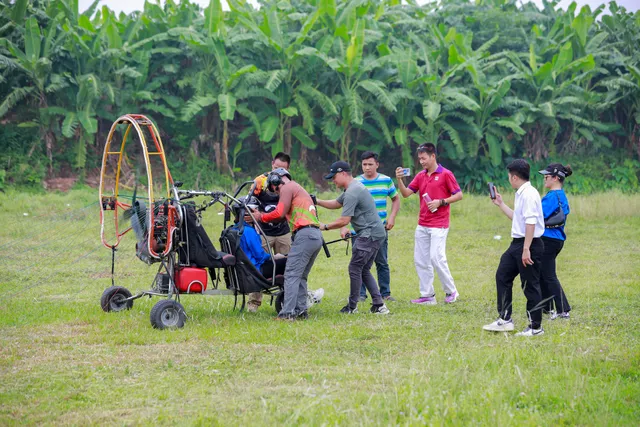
(252, 168), (323, 320)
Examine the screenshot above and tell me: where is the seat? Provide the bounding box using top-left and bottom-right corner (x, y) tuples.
(221, 254), (236, 266)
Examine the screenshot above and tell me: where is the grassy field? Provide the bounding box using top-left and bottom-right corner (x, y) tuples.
(0, 188), (639, 425)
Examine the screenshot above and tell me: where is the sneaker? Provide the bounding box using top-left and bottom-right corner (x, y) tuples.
(482, 318), (515, 332)
(382, 296), (396, 302)
(515, 326), (545, 336)
(358, 295), (367, 302)
(340, 305), (358, 314)
(307, 288), (325, 306)
(296, 310), (308, 320)
(370, 304), (390, 315)
(411, 296), (437, 305)
(444, 291), (458, 304)
(550, 311), (570, 320)
(275, 313), (295, 322)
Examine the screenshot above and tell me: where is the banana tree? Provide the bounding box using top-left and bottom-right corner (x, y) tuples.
(0, 15), (68, 169)
(179, 0), (258, 173)
(227, 0), (331, 162)
(297, 11), (396, 160)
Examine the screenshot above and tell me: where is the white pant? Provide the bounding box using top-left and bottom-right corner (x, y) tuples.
(414, 226), (457, 297)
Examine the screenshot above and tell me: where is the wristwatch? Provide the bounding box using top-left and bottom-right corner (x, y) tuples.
(440, 199), (449, 207)
(323, 223), (329, 230)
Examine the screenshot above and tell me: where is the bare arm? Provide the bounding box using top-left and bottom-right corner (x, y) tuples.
(522, 224), (535, 267)
(395, 167), (414, 198)
(386, 195), (401, 230)
(317, 199), (342, 210)
(492, 191), (513, 220)
(321, 216), (351, 231)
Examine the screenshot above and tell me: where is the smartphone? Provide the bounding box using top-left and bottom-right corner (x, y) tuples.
(488, 182), (496, 200)
(402, 168), (411, 177)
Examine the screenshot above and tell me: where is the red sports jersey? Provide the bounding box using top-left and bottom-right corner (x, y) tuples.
(408, 165), (461, 228)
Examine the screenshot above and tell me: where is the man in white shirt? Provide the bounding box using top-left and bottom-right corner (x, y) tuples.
(483, 159), (546, 336)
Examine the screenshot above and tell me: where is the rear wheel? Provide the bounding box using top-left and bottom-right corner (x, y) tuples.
(100, 286), (133, 312)
(275, 291), (284, 314)
(150, 299), (186, 329)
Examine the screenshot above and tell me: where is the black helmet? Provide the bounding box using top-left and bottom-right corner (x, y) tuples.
(267, 168), (292, 189)
(231, 196), (260, 219)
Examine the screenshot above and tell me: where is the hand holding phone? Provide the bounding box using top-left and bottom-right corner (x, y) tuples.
(488, 182), (497, 200)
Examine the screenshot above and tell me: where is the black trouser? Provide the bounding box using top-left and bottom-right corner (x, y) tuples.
(495, 238), (544, 329)
(540, 237), (571, 313)
(348, 237), (383, 309)
(260, 257), (287, 279)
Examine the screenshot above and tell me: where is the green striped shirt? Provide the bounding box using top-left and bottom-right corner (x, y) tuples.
(356, 173), (398, 223)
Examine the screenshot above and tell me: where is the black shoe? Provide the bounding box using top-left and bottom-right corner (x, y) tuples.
(275, 313), (295, 322)
(370, 303), (390, 314)
(340, 305), (358, 314)
(296, 310), (309, 320)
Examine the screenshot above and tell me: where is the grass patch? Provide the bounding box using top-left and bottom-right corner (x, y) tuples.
(0, 190), (639, 425)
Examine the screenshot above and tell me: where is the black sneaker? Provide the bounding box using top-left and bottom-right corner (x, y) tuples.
(296, 310), (309, 320)
(275, 313), (295, 322)
(370, 303), (390, 314)
(340, 305), (358, 314)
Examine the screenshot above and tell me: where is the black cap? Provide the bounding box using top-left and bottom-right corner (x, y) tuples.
(538, 165), (566, 178)
(324, 161), (351, 180)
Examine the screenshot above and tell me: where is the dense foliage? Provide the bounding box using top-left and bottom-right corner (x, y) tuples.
(1, 0), (639, 192)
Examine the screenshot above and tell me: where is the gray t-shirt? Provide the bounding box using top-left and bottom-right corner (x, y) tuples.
(337, 180), (386, 241)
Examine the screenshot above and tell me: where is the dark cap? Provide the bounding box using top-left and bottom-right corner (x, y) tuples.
(323, 161), (351, 180)
(538, 165), (566, 178)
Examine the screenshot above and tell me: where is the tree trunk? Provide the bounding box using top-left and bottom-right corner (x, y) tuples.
(213, 107), (221, 170)
(351, 128), (361, 166)
(284, 119), (292, 154)
(221, 119), (230, 172)
(214, 142), (221, 171)
(300, 145), (307, 166)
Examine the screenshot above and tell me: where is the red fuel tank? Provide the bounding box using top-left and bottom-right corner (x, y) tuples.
(175, 267), (207, 293)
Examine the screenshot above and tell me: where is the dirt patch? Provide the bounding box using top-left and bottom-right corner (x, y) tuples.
(43, 177), (77, 192)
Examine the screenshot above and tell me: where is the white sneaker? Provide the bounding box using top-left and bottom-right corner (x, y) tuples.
(483, 318), (514, 332)
(515, 326), (544, 337)
(307, 288), (324, 306)
(550, 311), (570, 320)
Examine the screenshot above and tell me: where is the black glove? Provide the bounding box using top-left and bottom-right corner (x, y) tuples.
(310, 194), (317, 205)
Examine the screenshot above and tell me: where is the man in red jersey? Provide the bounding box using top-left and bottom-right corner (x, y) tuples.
(395, 143), (463, 305)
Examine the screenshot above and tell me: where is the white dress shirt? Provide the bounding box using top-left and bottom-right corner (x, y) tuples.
(511, 181), (545, 238)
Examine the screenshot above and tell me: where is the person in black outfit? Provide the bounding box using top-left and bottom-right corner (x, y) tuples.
(539, 163), (573, 319)
(483, 159), (546, 337)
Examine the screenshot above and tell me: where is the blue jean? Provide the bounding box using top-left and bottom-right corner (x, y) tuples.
(360, 231), (390, 298)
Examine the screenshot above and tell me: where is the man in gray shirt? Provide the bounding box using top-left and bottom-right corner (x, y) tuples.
(317, 161), (390, 315)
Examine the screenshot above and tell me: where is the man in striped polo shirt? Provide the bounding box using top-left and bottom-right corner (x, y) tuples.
(346, 151), (400, 302)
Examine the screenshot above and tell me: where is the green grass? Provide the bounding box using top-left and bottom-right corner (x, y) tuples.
(0, 189), (639, 425)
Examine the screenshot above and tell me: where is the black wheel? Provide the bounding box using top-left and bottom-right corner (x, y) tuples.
(275, 291), (284, 314)
(150, 299), (186, 329)
(101, 286), (133, 312)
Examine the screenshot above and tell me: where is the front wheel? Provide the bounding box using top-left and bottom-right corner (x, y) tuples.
(101, 286), (133, 312)
(150, 299), (186, 329)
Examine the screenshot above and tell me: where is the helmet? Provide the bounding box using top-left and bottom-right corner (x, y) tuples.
(267, 168), (292, 189)
(231, 196), (260, 219)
